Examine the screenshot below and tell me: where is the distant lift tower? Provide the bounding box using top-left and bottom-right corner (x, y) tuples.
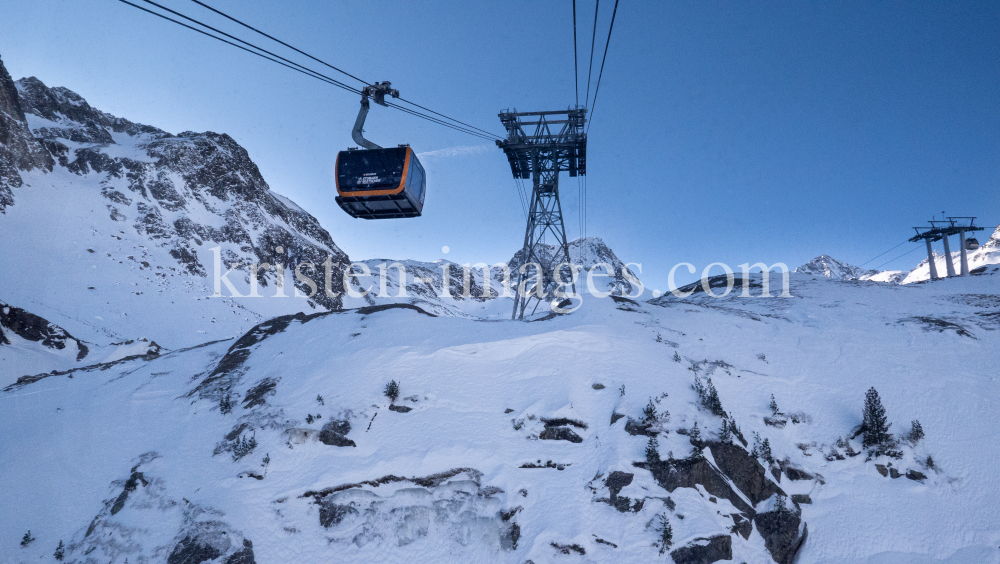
(497, 108), (587, 320)
(909, 217), (985, 279)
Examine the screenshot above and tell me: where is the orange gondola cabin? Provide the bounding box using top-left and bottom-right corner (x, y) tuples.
(335, 146), (426, 219)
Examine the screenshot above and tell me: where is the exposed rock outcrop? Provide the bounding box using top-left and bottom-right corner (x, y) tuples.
(0, 56), (53, 212)
(670, 534), (732, 564)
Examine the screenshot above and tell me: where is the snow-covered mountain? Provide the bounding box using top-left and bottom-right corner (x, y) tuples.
(341, 237), (640, 319)
(5, 53), (1000, 564)
(794, 255), (879, 281)
(0, 55), (349, 349)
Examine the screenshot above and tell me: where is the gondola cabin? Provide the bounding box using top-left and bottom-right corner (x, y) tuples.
(965, 237), (980, 251)
(335, 146), (425, 219)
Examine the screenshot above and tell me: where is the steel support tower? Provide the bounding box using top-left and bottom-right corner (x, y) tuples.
(497, 108), (587, 319)
(909, 216), (984, 279)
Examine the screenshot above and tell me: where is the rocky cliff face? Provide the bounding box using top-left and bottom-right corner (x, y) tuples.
(0, 54), (351, 348)
(11, 74), (348, 309)
(0, 56), (53, 211)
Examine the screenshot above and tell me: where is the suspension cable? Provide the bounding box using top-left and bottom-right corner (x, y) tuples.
(588, 0), (619, 133)
(116, 0), (361, 97)
(189, 0), (371, 86)
(858, 240), (909, 267)
(189, 0), (502, 139)
(873, 245), (923, 270)
(116, 0), (499, 141)
(573, 0), (579, 108)
(585, 0), (600, 108)
(140, 0), (362, 94)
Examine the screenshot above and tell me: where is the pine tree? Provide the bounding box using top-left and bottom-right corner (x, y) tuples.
(673, 351), (681, 363)
(20, 530), (34, 547)
(689, 422), (704, 458)
(761, 438), (773, 464)
(705, 378), (724, 416)
(54, 540), (65, 561)
(643, 398), (658, 424)
(646, 435), (660, 465)
(925, 455), (935, 469)
(692, 375), (705, 403)
(219, 392), (233, 415)
(384, 380), (400, 403)
(305, 414), (314, 424)
(907, 420), (924, 444)
(316, 394), (324, 405)
(769, 394), (779, 416)
(657, 514), (673, 555)
(719, 419), (733, 444)
(728, 417), (745, 445)
(751, 431), (762, 458)
(862, 387), (891, 450)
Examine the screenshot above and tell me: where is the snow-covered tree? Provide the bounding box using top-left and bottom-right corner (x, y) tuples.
(384, 380), (400, 403)
(646, 435), (660, 465)
(643, 398), (657, 424)
(657, 514), (673, 555)
(862, 387), (891, 449)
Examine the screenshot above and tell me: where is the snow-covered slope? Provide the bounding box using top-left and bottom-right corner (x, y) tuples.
(4, 272), (999, 564)
(0, 57), (350, 351)
(795, 255), (878, 281)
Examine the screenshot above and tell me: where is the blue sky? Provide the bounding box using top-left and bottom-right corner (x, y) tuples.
(2, 0), (998, 291)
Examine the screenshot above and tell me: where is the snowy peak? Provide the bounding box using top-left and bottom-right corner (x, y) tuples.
(794, 255), (878, 281)
(15, 76), (165, 142)
(507, 236), (640, 296)
(0, 57), (353, 348)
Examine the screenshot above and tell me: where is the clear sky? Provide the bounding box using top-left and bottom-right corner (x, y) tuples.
(2, 0), (998, 291)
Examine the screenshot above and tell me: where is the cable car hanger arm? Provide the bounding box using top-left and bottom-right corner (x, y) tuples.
(352, 82), (398, 150)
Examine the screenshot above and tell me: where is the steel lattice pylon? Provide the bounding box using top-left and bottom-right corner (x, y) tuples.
(497, 108), (587, 319)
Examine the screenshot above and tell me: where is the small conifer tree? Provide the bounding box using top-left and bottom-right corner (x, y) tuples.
(751, 431), (762, 458)
(384, 380), (400, 403)
(645, 435), (660, 465)
(775, 494), (788, 514)
(689, 422), (704, 458)
(643, 398), (658, 424)
(769, 394), (779, 416)
(925, 455), (935, 469)
(719, 419), (733, 444)
(705, 378), (724, 416)
(673, 351), (681, 363)
(907, 420), (924, 444)
(316, 394), (324, 405)
(657, 514), (673, 555)
(861, 387), (891, 449)
(54, 540), (65, 561)
(761, 438), (773, 464)
(220, 392), (233, 415)
(21, 531), (34, 547)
